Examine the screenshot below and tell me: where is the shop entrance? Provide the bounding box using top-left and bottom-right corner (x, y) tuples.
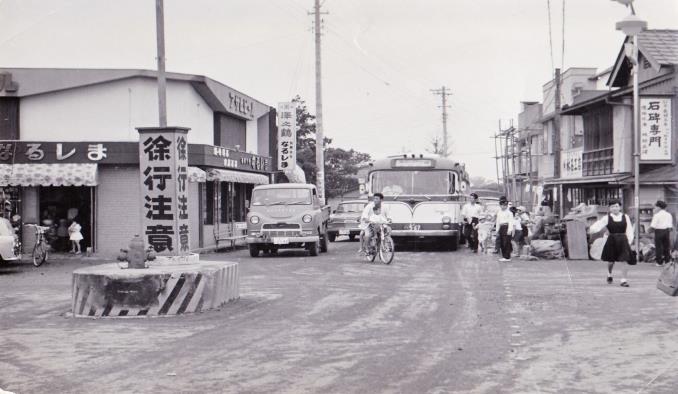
(39, 186), (94, 253)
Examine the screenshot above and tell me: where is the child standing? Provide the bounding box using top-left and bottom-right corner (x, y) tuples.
(68, 219), (83, 254)
(589, 199), (635, 287)
(495, 198), (514, 262)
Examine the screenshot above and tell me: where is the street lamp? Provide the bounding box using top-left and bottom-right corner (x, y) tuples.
(613, 0), (647, 259)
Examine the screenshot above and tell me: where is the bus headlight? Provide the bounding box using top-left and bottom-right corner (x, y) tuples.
(442, 216), (451, 223)
(249, 216), (260, 224)
(302, 214), (313, 223)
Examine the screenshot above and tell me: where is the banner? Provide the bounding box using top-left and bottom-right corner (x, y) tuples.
(277, 102), (298, 171)
(640, 98), (672, 161)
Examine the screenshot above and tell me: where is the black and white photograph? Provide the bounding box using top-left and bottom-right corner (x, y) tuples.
(1, 0), (678, 392)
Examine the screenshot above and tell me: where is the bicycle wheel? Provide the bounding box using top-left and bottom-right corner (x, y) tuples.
(32, 243), (47, 267)
(379, 236), (395, 265)
(364, 242), (377, 263)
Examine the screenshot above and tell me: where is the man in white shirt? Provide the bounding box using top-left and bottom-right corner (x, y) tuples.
(461, 193), (484, 253)
(495, 198), (514, 261)
(359, 193), (390, 254)
(650, 200), (673, 266)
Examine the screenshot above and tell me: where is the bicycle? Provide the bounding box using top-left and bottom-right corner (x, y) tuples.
(364, 221), (395, 264)
(25, 224), (50, 267)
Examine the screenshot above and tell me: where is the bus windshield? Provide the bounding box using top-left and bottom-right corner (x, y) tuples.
(371, 170), (455, 196)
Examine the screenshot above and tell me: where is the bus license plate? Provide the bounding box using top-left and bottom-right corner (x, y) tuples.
(272, 237), (289, 245)
(339, 229), (350, 235)
(407, 224), (421, 231)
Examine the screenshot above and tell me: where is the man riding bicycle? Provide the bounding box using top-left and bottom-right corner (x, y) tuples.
(358, 193), (391, 255)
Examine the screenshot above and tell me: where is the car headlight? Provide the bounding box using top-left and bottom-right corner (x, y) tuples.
(302, 214), (312, 223)
(249, 216), (260, 224)
(442, 216), (451, 223)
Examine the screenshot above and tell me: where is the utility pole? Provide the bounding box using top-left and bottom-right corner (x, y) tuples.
(310, 0), (328, 201)
(155, 0), (167, 127)
(554, 68), (562, 216)
(431, 86), (452, 156)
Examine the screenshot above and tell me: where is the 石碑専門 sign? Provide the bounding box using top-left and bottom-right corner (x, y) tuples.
(640, 98), (672, 162)
(277, 102), (297, 170)
(138, 127), (191, 256)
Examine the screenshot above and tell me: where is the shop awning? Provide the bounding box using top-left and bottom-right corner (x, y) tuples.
(206, 168), (269, 185)
(0, 163), (98, 187)
(620, 165), (678, 185)
(543, 173), (631, 185)
(188, 166), (206, 183)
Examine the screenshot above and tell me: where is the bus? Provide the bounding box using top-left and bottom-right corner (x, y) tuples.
(361, 154), (470, 250)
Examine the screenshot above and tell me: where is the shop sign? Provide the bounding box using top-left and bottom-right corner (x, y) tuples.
(138, 128), (190, 256)
(640, 98), (672, 162)
(210, 146), (271, 172)
(0, 141), (138, 164)
(561, 147), (583, 179)
(228, 92), (254, 118)
(277, 102), (297, 171)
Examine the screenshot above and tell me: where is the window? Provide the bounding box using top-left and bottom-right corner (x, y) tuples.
(370, 170), (452, 195)
(204, 181), (215, 225)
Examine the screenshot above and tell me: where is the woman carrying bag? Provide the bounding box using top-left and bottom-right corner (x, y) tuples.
(588, 199), (635, 287)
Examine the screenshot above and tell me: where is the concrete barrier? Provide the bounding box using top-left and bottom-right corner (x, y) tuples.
(71, 260), (238, 318)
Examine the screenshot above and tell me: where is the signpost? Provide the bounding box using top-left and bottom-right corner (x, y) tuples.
(277, 102), (298, 172)
(640, 97), (672, 162)
(138, 127), (190, 256)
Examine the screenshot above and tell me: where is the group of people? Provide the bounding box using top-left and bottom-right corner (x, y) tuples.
(463, 193), (676, 288)
(461, 193), (531, 262)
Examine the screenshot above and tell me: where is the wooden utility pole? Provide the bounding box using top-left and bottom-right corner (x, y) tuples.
(431, 86), (452, 156)
(311, 0), (327, 200)
(155, 0), (167, 127)
(554, 68), (562, 216)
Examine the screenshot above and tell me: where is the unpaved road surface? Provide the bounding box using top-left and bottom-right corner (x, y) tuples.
(2, 241), (678, 393)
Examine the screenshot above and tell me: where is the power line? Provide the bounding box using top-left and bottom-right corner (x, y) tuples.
(546, 0), (555, 72)
(561, 0), (566, 70)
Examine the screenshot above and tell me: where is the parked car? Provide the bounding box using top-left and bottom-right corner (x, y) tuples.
(246, 183), (331, 257)
(327, 200), (367, 242)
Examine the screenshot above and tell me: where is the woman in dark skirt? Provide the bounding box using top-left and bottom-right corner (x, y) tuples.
(589, 199), (635, 287)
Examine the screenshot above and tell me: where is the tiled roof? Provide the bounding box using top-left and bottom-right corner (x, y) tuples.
(638, 29), (678, 66)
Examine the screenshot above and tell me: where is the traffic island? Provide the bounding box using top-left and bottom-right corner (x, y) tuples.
(71, 260), (239, 318)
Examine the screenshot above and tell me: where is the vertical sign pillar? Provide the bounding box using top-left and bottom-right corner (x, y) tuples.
(277, 102), (298, 174)
(137, 127), (191, 256)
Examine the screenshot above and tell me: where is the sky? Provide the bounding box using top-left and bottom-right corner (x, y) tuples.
(1, 0), (677, 180)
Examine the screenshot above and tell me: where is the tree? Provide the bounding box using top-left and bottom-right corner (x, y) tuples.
(325, 147), (371, 198)
(288, 96), (371, 198)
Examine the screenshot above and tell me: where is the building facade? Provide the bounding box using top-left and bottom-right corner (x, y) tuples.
(0, 68), (279, 256)
(561, 30), (678, 232)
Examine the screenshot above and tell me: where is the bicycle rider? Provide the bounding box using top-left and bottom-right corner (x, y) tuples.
(358, 192), (391, 255)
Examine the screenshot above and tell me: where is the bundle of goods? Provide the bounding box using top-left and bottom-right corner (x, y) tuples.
(530, 240), (565, 260)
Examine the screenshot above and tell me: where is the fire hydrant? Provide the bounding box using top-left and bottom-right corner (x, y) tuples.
(117, 235), (156, 269)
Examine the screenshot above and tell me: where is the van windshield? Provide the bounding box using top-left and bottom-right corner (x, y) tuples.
(252, 188), (312, 206)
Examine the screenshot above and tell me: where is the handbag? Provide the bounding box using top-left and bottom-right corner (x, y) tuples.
(657, 261), (678, 296)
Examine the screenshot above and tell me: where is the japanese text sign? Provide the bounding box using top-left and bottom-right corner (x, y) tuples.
(640, 98), (672, 161)
(138, 127), (191, 256)
(560, 147), (583, 179)
(277, 102), (298, 170)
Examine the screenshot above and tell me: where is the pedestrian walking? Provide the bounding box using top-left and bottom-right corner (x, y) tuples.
(517, 206), (530, 240)
(588, 199), (635, 287)
(462, 192), (483, 253)
(496, 198), (514, 262)
(69, 218), (83, 255)
(650, 200), (673, 266)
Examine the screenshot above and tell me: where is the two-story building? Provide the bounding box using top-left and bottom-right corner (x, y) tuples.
(561, 30), (678, 230)
(0, 68), (278, 256)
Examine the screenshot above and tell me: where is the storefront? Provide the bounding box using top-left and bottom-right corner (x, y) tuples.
(0, 141), (272, 255)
